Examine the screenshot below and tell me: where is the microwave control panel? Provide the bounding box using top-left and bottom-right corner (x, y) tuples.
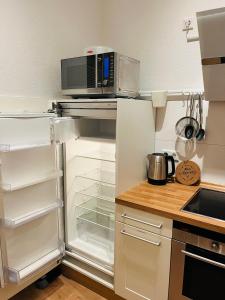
(98, 52), (114, 88)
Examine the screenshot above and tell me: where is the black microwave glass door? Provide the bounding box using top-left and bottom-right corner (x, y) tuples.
(61, 56), (96, 89)
(182, 244), (225, 300)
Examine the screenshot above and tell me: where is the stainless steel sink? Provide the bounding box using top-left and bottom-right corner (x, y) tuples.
(182, 188), (225, 221)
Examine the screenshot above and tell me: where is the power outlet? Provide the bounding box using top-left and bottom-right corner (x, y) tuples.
(183, 18), (193, 31)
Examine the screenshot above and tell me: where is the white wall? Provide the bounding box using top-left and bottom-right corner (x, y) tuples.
(103, 0), (225, 185)
(0, 0), (103, 98)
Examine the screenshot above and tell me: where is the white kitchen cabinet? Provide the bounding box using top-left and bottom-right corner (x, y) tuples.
(115, 206), (172, 300)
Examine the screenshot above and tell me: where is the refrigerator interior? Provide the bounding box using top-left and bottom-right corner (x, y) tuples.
(64, 118), (116, 271)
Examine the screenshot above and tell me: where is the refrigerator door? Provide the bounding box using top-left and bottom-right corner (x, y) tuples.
(0, 115), (76, 286)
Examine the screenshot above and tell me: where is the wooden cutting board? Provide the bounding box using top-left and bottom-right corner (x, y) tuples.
(175, 161), (201, 185)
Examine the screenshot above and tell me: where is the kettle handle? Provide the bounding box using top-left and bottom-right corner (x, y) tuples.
(166, 155), (175, 177)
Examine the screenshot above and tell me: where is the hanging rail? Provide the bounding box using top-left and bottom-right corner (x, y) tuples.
(140, 90), (204, 101)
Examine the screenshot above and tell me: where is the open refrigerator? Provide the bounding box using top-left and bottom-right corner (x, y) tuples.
(0, 99), (155, 296)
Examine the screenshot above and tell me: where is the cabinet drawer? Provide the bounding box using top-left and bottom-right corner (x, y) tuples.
(116, 204), (172, 238)
(115, 222), (171, 300)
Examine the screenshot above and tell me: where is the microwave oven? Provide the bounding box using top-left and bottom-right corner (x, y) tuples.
(61, 52), (140, 98)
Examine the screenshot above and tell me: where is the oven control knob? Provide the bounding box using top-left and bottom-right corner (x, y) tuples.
(211, 241), (219, 251)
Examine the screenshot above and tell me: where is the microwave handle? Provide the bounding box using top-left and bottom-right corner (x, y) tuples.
(181, 250), (225, 269)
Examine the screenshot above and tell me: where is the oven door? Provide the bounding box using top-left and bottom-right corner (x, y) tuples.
(61, 55), (102, 96)
(169, 239), (225, 300)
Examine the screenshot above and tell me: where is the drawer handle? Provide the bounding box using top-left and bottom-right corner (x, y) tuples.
(121, 213), (162, 229)
(181, 250), (225, 269)
(121, 230), (161, 246)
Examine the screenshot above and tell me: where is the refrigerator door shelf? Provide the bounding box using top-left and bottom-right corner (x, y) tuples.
(7, 248), (63, 284)
(0, 142), (52, 153)
(0, 117), (52, 147)
(0, 199), (63, 229)
(0, 170), (63, 192)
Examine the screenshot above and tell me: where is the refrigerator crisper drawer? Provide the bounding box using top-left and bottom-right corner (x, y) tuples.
(70, 208), (114, 269)
(3, 211), (62, 283)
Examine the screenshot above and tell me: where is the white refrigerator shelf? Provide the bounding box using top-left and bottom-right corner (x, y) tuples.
(75, 195), (115, 216)
(0, 199), (63, 229)
(76, 168), (115, 185)
(78, 181), (115, 202)
(76, 151), (115, 162)
(76, 209), (115, 231)
(7, 248), (63, 284)
(0, 170), (63, 192)
(0, 142), (52, 153)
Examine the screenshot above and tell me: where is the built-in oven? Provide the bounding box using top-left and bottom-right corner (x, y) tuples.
(61, 52), (140, 98)
(169, 221), (225, 300)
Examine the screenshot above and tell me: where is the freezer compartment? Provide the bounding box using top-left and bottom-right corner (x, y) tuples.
(65, 119), (116, 140)
(0, 146), (58, 190)
(3, 211), (62, 284)
(0, 117), (51, 150)
(1, 178), (61, 223)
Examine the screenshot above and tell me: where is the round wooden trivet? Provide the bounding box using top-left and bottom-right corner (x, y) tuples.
(175, 161), (200, 186)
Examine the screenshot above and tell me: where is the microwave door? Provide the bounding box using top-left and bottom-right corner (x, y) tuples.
(61, 55), (102, 96)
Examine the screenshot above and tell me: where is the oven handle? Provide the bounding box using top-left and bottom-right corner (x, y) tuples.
(181, 250), (225, 269)
(121, 230), (161, 246)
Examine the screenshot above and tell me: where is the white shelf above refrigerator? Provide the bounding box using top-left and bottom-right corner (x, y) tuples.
(0, 199), (63, 229)
(0, 170), (63, 192)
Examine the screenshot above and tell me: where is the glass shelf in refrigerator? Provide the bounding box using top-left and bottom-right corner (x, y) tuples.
(76, 151), (115, 163)
(76, 168), (115, 185)
(77, 180), (115, 202)
(75, 194), (115, 216)
(76, 208), (114, 231)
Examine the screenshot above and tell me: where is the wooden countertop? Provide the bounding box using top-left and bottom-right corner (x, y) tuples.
(116, 181), (225, 234)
